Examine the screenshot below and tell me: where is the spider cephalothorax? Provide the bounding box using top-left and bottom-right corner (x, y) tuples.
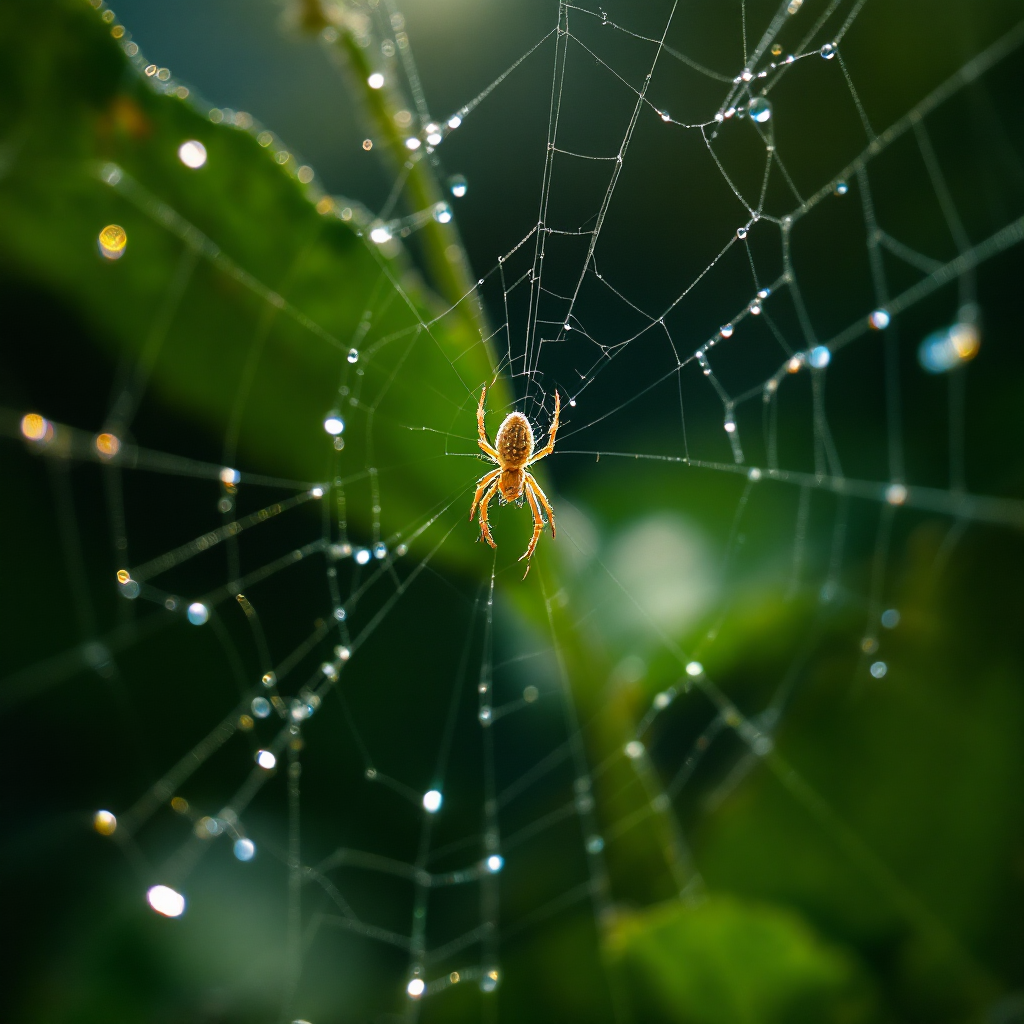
(470, 387), (560, 563)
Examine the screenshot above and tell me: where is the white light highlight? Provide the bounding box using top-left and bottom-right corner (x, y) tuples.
(370, 226), (392, 244)
(256, 749), (277, 770)
(447, 115), (462, 129)
(219, 467), (240, 485)
(178, 140), (207, 168)
(405, 137), (421, 151)
(321, 411), (346, 436)
(367, 73), (384, 89)
(870, 661), (888, 678)
(624, 740), (644, 759)
(434, 203), (452, 224)
(187, 602), (209, 625)
(233, 838), (256, 861)
(354, 548), (372, 565)
(885, 483), (908, 506)
(407, 978), (426, 998)
(422, 789), (442, 813)
(426, 132), (442, 146)
(869, 308), (891, 330)
(486, 854), (504, 873)
(685, 661), (704, 677)
(147, 884), (186, 917)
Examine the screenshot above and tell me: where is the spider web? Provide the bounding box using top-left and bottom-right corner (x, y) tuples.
(3, 0), (1023, 1021)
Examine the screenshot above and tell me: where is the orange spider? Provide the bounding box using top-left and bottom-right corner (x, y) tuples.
(470, 386), (560, 563)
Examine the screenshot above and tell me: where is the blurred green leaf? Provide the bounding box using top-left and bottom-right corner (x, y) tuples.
(608, 895), (874, 1024)
(0, 0), (496, 568)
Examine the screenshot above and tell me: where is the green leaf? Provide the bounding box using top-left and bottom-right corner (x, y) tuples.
(0, 0), (497, 569)
(607, 895), (874, 1024)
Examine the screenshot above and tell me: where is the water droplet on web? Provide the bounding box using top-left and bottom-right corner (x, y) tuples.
(719, 324), (734, 338)
(256, 749), (276, 770)
(881, 608), (900, 628)
(93, 810), (117, 835)
(624, 740), (644, 759)
(187, 602), (209, 625)
(748, 97), (772, 123)
(834, 180), (849, 196)
(333, 606), (347, 621)
(479, 705), (492, 725)
(820, 42), (835, 59)
(433, 202), (453, 224)
(748, 467), (762, 481)
(147, 884), (185, 918)
(354, 548), (371, 565)
(422, 789), (443, 813)
(736, 226), (748, 240)
(233, 838), (256, 861)
(885, 483), (908, 506)
(347, 348), (359, 364)
(741, 69), (753, 82)
(448, 173), (467, 197)
(753, 736), (773, 756)
(809, 345), (831, 368)
(262, 671), (276, 687)
(870, 660), (888, 678)
(869, 309), (891, 330)
(918, 321), (980, 373)
(373, 542), (387, 559)
(251, 696), (271, 718)
(660, 110), (670, 122)
(749, 301), (761, 315)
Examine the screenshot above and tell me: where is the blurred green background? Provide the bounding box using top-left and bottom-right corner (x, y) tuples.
(0, 0), (1021, 1022)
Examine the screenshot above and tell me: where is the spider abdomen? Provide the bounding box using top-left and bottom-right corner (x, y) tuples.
(495, 412), (534, 468)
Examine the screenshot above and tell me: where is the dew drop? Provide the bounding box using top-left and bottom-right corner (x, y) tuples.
(347, 348), (359, 363)
(736, 226), (748, 240)
(448, 173), (467, 198)
(748, 97), (772, 123)
(809, 345), (831, 368)
(820, 42), (835, 59)
(719, 323), (734, 338)
(834, 180), (849, 195)
(251, 696), (271, 718)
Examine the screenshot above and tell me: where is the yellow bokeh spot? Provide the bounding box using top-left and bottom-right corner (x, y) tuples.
(950, 322), (980, 362)
(95, 432), (121, 457)
(116, 569), (131, 585)
(98, 224), (127, 259)
(170, 796), (190, 814)
(93, 810), (117, 835)
(449, 972), (460, 984)
(238, 714), (254, 731)
(20, 413), (49, 441)
(316, 196), (335, 215)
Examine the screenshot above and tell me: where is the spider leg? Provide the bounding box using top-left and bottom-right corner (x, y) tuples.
(477, 386), (501, 461)
(525, 473), (555, 539)
(477, 480), (500, 549)
(519, 480), (545, 562)
(525, 389), (560, 465)
(469, 469), (500, 522)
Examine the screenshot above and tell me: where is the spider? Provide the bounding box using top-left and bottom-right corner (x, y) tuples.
(470, 386), (560, 564)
